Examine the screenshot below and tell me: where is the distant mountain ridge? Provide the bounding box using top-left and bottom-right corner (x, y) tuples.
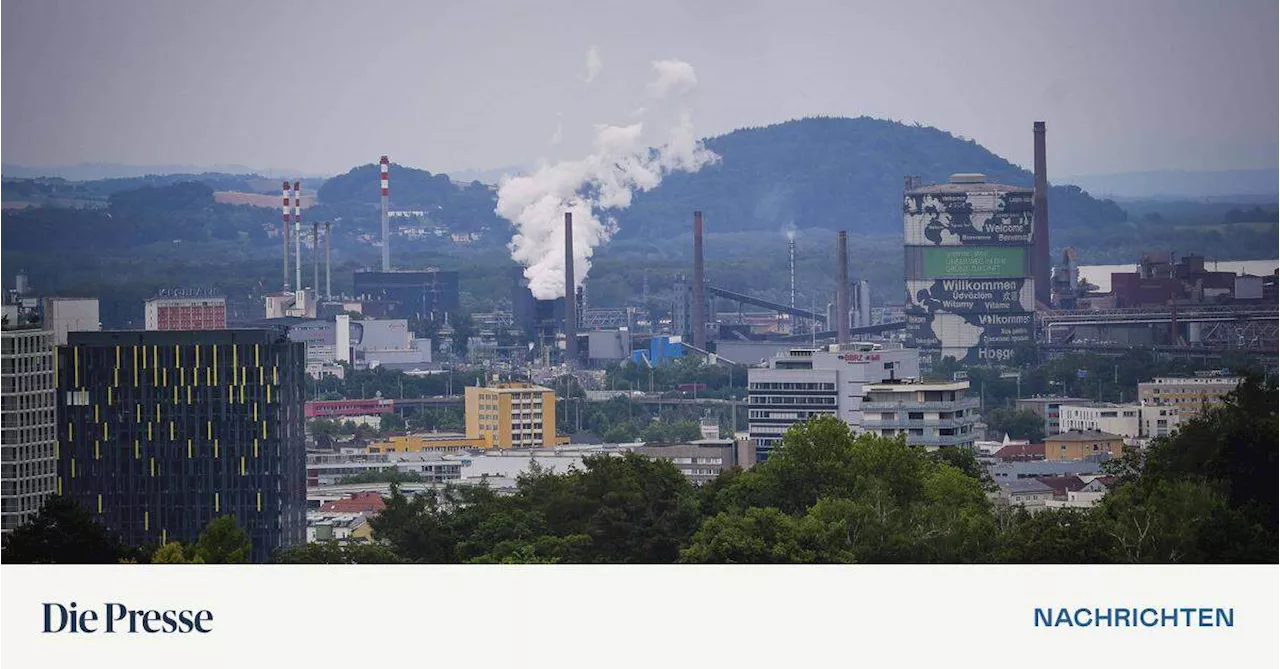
(1, 162), (328, 181)
(1061, 168), (1279, 199)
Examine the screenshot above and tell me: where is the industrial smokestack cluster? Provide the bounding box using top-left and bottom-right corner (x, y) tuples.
(564, 212), (578, 366)
(1033, 122), (1051, 307)
(293, 181), (303, 293)
(836, 231), (850, 344)
(281, 181), (291, 291)
(692, 211), (707, 350)
(380, 156), (391, 271)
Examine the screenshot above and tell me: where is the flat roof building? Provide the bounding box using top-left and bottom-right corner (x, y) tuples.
(1138, 373), (1242, 417)
(145, 295), (227, 331)
(57, 329), (307, 562)
(860, 380), (980, 450)
(1, 324), (57, 535)
(1044, 430), (1125, 462)
(747, 343), (920, 461)
(464, 381), (566, 449)
(1015, 396), (1090, 437)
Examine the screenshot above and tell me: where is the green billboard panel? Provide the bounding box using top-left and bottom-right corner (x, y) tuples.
(922, 246), (1026, 278)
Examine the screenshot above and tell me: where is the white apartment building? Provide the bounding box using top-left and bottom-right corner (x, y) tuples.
(860, 380), (980, 450)
(1139, 404), (1184, 440)
(747, 343), (920, 460)
(1058, 403), (1141, 439)
(0, 325), (57, 534)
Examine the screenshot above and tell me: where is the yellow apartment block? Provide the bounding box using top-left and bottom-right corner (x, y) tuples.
(1044, 430), (1125, 461)
(464, 382), (568, 449)
(367, 433), (484, 453)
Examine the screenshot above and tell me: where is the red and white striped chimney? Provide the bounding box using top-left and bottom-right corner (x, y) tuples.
(293, 181), (303, 293)
(281, 180), (292, 291)
(380, 156), (390, 271)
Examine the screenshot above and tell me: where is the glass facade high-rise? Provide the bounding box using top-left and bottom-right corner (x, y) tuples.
(56, 329), (306, 562)
(1, 325), (58, 535)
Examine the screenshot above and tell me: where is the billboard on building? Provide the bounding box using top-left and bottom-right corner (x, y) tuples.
(921, 247), (1027, 278)
(903, 191), (1034, 246)
(906, 278), (1035, 313)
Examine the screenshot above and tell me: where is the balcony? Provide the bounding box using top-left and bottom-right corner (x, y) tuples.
(860, 398), (981, 412)
(860, 417), (978, 430)
(903, 433), (977, 448)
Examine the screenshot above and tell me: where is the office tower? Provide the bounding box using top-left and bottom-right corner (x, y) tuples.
(1, 323), (57, 535)
(747, 343), (921, 461)
(56, 329), (306, 562)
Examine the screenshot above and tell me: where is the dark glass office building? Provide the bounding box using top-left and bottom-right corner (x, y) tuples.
(353, 270), (460, 320)
(56, 329), (306, 562)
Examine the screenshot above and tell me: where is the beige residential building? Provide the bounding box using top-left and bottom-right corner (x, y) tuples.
(464, 382), (565, 449)
(1137, 373), (1242, 418)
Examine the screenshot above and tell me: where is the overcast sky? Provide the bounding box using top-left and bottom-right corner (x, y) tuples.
(3, 0), (1276, 177)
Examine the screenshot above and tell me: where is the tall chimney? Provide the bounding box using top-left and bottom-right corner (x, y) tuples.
(380, 156), (390, 271)
(281, 181), (291, 291)
(293, 181), (303, 294)
(836, 231), (850, 344)
(1033, 121), (1050, 307)
(324, 221), (332, 299)
(312, 221), (320, 294)
(563, 211), (578, 366)
(692, 211), (707, 350)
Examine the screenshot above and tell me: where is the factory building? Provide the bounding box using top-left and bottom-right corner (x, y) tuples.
(55, 329), (307, 562)
(353, 269), (460, 321)
(903, 173), (1037, 368)
(0, 322), (57, 535)
(746, 343), (921, 461)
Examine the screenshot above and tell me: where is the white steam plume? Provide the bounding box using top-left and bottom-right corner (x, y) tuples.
(646, 59), (697, 97)
(497, 59), (718, 300)
(549, 111), (564, 145)
(584, 46), (603, 84)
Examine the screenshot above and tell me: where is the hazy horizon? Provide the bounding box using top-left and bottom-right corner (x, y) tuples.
(3, 0), (1277, 177)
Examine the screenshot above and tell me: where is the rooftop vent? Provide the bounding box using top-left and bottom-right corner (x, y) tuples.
(950, 173), (986, 184)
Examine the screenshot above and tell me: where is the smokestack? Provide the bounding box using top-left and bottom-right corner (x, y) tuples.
(380, 156), (390, 271)
(324, 222), (332, 300)
(836, 231), (850, 344)
(1033, 121), (1050, 307)
(312, 222), (320, 294)
(293, 181), (303, 294)
(789, 236), (796, 312)
(692, 211), (707, 350)
(564, 212), (578, 365)
(281, 181), (291, 291)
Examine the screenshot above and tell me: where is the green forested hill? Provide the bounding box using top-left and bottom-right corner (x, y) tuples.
(613, 116), (1127, 237)
(314, 163), (500, 233)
